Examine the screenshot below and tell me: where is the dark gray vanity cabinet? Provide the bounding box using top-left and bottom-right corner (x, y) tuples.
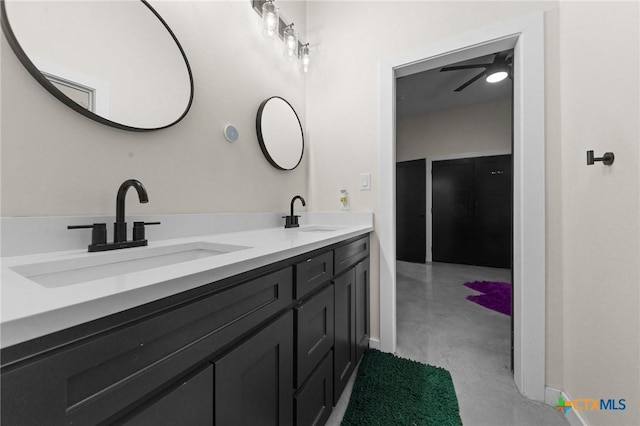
(0, 233), (371, 426)
(215, 311), (294, 426)
(0, 267), (293, 426)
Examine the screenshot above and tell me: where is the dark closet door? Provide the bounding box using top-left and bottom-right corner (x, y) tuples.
(432, 158), (474, 264)
(396, 159), (426, 263)
(474, 155), (512, 268)
(432, 155), (512, 268)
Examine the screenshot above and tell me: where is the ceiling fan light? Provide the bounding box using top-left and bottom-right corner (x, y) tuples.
(486, 70), (508, 83)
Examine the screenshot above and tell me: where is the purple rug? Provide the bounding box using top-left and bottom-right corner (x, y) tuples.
(463, 281), (511, 316)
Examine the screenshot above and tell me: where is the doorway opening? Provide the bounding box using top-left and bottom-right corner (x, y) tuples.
(378, 13), (545, 401)
(395, 49), (515, 385)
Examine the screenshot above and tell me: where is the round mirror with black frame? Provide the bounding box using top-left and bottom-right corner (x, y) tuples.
(0, 0), (194, 132)
(256, 96), (304, 171)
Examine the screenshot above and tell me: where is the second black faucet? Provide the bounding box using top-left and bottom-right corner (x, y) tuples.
(283, 195), (306, 228)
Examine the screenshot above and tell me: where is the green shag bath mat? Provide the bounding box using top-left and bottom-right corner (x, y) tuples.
(341, 349), (462, 426)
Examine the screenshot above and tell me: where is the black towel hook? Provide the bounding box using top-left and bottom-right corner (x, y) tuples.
(586, 150), (614, 166)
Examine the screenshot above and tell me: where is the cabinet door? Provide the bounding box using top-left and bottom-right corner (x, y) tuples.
(121, 364), (213, 426)
(355, 259), (370, 363)
(215, 311), (293, 426)
(333, 268), (356, 405)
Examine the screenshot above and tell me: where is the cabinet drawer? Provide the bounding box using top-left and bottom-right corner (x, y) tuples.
(295, 284), (334, 388)
(295, 251), (333, 299)
(1, 267), (292, 426)
(334, 235), (369, 275)
(121, 364), (213, 426)
(294, 350), (333, 426)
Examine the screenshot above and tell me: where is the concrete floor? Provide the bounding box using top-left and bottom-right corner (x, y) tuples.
(327, 261), (569, 426)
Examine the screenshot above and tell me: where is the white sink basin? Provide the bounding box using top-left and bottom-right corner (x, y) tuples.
(297, 226), (342, 233)
(11, 242), (250, 288)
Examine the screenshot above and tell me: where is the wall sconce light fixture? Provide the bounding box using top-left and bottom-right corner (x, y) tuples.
(261, 0), (279, 39)
(252, 0), (310, 73)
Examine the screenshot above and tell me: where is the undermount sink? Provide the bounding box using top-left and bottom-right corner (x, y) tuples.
(298, 226), (342, 233)
(11, 242), (250, 288)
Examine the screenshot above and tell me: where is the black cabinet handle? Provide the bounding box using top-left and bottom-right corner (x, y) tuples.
(133, 221), (161, 241)
(68, 223), (107, 246)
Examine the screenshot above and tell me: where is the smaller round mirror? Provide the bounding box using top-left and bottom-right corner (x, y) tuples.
(256, 97), (304, 170)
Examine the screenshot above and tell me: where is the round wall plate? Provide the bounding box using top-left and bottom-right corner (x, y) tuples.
(224, 124), (239, 142)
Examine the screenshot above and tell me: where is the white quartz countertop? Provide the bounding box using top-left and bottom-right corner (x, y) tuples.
(1, 223), (373, 349)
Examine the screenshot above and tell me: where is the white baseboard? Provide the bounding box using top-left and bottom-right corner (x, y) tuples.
(544, 386), (589, 426)
(545, 386), (562, 406)
(369, 337), (381, 350)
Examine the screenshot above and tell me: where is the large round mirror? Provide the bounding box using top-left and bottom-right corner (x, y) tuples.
(256, 97), (304, 171)
(1, 0), (193, 131)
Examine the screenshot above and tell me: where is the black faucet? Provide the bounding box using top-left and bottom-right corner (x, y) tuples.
(68, 179), (160, 252)
(115, 179), (149, 243)
(283, 195), (306, 228)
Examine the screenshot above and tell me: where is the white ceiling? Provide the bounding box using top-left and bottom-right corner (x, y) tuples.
(396, 51), (513, 117)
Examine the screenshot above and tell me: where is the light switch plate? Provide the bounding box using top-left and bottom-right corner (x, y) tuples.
(360, 173), (371, 191)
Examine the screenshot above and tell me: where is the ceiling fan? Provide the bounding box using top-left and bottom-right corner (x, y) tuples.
(440, 51), (512, 92)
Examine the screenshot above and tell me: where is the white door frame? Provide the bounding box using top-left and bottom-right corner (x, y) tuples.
(378, 13), (545, 401)
(426, 149), (512, 263)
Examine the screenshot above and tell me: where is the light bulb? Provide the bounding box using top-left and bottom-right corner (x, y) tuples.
(486, 70), (508, 83)
(283, 24), (298, 60)
(261, 0), (279, 39)
(301, 44), (310, 73)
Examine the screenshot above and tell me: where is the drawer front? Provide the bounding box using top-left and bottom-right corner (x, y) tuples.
(334, 235), (369, 276)
(1, 267), (292, 426)
(295, 284), (334, 388)
(294, 350), (333, 426)
(295, 251), (334, 300)
(121, 364), (213, 426)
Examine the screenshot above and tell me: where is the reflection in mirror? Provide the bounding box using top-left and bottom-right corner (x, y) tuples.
(1, 0), (193, 131)
(256, 97), (304, 171)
